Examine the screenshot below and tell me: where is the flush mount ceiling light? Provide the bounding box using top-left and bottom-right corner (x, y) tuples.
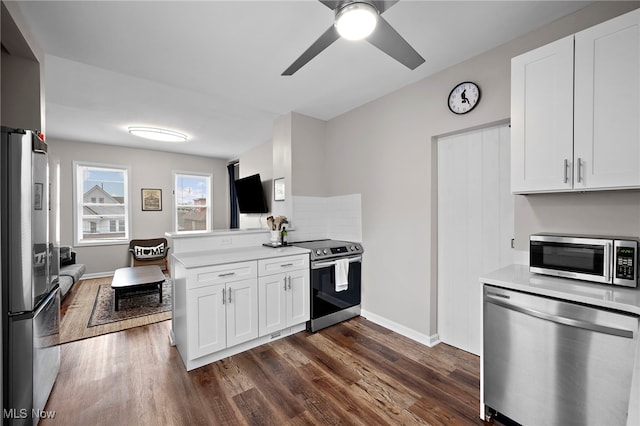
(128, 126), (188, 143)
(334, 2), (378, 40)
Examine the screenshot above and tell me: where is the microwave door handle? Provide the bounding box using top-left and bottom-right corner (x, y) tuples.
(604, 242), (612, 282)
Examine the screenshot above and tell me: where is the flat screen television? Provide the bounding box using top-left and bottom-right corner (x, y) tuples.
(234, 173), (269, 214)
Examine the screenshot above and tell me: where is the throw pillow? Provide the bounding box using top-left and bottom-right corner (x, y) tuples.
(133, 243), (165, 260)
(60, 246), (74, 266)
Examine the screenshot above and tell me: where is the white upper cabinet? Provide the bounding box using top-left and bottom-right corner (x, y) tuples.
(574, 10), (640, 189)
(511, 9), (640, 194)
(511, 35), (574, 193)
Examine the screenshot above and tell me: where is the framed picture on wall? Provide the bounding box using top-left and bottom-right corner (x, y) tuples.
(274, 178), (285, 201)
(141, 188), (162, 211)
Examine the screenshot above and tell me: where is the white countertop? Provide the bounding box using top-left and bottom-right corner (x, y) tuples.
(172, 245), (310, 268)
(480, 264), (640, 315)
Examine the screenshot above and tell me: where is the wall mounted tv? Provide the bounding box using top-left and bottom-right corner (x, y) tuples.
(234, 173), (269, 214)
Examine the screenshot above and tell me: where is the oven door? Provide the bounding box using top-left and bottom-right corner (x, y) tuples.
(310, 256), (361, 320)
(529, 236), (611, 283)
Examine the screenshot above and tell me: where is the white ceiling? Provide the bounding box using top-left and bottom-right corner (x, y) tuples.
(15, 1), (591, 159)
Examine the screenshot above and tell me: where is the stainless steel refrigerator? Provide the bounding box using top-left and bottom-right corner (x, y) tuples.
(1, 127), (60, 425)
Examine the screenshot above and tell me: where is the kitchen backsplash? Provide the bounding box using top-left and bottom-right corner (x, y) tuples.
(292, 194), (362, 242)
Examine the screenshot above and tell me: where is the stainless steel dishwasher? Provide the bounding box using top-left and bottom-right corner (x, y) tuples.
(483, 285), (639, 426)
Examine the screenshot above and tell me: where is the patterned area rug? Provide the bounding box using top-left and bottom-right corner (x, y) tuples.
(88, 281), (172, 327)
(60, 276), (172, 344)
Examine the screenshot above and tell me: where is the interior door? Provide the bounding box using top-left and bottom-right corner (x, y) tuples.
(437, 124), (513, 355)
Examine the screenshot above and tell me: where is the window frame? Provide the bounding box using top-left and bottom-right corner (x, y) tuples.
(173, 171), (213, 233)
(73, 161), (131, 246)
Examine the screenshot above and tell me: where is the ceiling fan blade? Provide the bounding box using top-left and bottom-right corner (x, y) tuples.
(318, 0), (340, 10)
(282, 25), (340, 76)
(371, 1), (399, 14)
(367, 16), (425, 70)
(320, 1), (399, 13)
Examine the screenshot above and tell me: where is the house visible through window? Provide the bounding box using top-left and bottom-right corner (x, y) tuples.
(74, 163), (130, 245)
(174, 172), (212, 232)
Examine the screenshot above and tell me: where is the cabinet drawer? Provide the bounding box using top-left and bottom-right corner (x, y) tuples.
(258, 254), (309, 276)
(188, 261), (257, 289)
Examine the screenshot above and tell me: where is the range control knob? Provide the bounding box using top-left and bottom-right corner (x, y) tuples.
(323, 249), (328, 255)
(350, 245), (356, 251)
(315, 249), (322, 256)
(355, 245), (360, 251)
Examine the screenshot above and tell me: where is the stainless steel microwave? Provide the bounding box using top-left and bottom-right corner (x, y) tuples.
(529, 234), (638, 288)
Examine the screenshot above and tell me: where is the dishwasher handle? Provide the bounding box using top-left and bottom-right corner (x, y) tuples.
(485, 294), (635, 339)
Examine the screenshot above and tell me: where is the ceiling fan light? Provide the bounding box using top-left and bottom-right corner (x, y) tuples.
(335, 2), (378, 41)
(128, 126), (188, 143)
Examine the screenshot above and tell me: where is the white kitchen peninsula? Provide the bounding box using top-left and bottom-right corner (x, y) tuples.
(168, 231), (310, 371)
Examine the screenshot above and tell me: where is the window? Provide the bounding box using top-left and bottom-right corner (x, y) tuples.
(174, 172), (212, 232)
(74, 162), (130, 245)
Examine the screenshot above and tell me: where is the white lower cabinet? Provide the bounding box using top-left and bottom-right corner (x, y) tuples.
(225, 278), (259, 347)
(186, 277), (258, 360)
(173, 250), (310, 371)
(258, 269), (310, 337)
(187, 283), (226, 359)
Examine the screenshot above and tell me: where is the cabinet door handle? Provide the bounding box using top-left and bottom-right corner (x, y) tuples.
(563, 159), (569, 183)
(222, 288), (226, 305)
(228, 288), (232, 304)
(577, 157), (583, 183)
(287, 276), (292, 290)
(284, 277), (287, 291)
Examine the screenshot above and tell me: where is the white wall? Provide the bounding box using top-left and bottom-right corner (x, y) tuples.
(238, 139), (273, 229)
(272, 113), (293, 220)
(1, 1), (45, 132)
(49, 138), (229, 275)
(323, 2), (640, 338)
(291, 112), (328, 197)
(515, 191), (640, 244)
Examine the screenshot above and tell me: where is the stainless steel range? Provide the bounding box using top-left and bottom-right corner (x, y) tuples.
(292, 240), (363, 332)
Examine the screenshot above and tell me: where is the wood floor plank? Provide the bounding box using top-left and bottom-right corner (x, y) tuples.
(346, 319), (460, 374)
(44, 317), (488, 425)
(301, 330), (423, 404)
(321, 322), (484, 423)
(288, 332), (363, 385)
(268, 338), (311, 368)
(237, 349), (307, 419)
(299, 362), (390, 425)
(232, 387), (288, 425)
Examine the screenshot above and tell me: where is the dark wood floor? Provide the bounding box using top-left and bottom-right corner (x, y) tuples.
(44, 317), (486, 425)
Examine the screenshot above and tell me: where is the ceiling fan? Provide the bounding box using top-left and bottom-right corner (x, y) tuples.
(282, 0), (425, 76)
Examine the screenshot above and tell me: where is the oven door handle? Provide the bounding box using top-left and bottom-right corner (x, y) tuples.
(312, 256), (362, 269)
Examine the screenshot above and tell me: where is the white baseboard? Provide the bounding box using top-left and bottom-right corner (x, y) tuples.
(360, 309), (440, 347)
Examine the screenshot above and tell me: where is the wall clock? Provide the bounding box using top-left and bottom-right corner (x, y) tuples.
(448, 81), (481, 114)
